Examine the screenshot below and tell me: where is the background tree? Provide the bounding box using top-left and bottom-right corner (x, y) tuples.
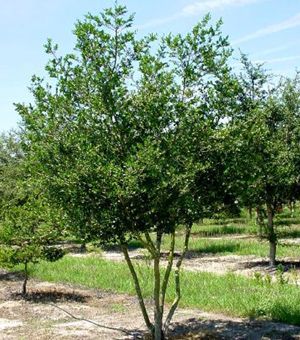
(0, 132), (64, 295)
(227, 59), (300, 266)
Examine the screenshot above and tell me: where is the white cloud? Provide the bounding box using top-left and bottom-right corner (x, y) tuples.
(255, 55), (300, 64)
(233, 12), (300, 45)
(182, 0), (260, 15)
(138, 0), (262, 30)
(253, 40), (300, 57)
(136, 14), (181, 30)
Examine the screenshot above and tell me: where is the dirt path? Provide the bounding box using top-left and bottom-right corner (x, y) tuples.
(0, 270), (300, 339)
(68, 235), (300, 282)
(90, 249), (299, 284)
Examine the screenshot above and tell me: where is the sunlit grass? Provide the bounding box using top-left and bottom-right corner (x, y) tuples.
(21, 255), (300, 326)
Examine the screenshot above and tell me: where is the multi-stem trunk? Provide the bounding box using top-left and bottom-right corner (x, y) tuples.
(122, 224), (191, 340)
(266, 203), (276, 267)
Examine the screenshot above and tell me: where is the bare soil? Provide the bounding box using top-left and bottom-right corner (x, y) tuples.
(0, 270), (300, 339)
(94, 234), (300, 283)
(99, 250), (300, 285)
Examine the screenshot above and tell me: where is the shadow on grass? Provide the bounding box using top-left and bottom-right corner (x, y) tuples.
(168, 317), (300, 339)
(205, 218), (250, 226)
(241, 260), (300, 271)
(101, 239), (145, 252)
(276, 217), (300, 226)
(11, 289), (90, 303)
(278, 229), (300, 239)
(188, 243), (241, 256)
(191, 225), (246, 237)
(0, 269), (24, 282)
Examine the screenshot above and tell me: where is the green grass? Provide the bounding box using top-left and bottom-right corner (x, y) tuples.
(23, 255), (300, 326)
(159, 235), (300, 258)
(188, 223), (257, 237)
(187, 239), (300, 257)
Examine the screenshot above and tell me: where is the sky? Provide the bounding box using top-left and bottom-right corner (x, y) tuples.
(1, 0), (300, 132)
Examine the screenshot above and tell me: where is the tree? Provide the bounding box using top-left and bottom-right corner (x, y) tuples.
(0, 132), (64, 295)
(0, 131), (23, 211)
(17, 5), (232, 338)
(227, 58), (300, 266)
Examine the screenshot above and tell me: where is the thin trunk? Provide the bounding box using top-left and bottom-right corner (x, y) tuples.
(136, 233), (156, 257)
(256, 206), (264, 238)
(80, 242), (87, 253)
(22, 262), (28, 295)
(121, 245), (154, 334)
(145, 231), (157, 255)
(266, 203), (276, 267)
(269, 241), (276, 267)
(248, 206), (253, 219)
(160, 231), (175, 316)
(164, 222), (192, 333)
(154, 232), (163, 340)
(288, 200), (295, 217)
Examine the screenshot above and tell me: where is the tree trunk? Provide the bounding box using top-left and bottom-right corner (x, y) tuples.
(288, 200), (295, 217)
(266, 203), (276, 267)
(80, 242), (87, 253)
(154, 256), (163, 340)
(121, 245), (154, 335)
(248, 206), (253, 219)
(154, 232), (163, 340)
(22, 262), (28, 295)
(256, 206), (264, 238)
(269, 241), (276, 267)
(160, 232), (175, 316)
(164, 222), (192, 334)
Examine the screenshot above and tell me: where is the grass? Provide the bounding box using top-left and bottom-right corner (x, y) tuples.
(23, 255), (300, 326)
(185, 238), (300, 258)
(111, 209), (300, 258)
(158, 210), (300, 257)
(10, 208), (300, 327)
(157, 235), (300, 258)
(188, 223), (257, 237)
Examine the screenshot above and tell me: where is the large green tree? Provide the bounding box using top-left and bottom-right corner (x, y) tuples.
(17, 5), (232, 338)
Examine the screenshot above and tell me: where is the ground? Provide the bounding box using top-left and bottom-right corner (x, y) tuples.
(2, 215), (300, 339)
(1, 269), (300, 339)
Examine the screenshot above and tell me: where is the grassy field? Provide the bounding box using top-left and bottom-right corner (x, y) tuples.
(24, 255), (300, 326)
(6, 208), (300, 328)
(167, 237), (300, 258)
(154, 211), (300, 257)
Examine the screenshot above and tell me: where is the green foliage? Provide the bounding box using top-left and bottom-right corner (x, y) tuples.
(16, 4), (234, 246)
(9, 2), (300, 333)
(224, 57), (300, 265)
(0, 132), (65, 293)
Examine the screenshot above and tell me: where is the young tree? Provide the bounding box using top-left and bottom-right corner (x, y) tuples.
(227, 59), (300, 266)
(0, 132), (64, 295)
(16, 5), (231, 338)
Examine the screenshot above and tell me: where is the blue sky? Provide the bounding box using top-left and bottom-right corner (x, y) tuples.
(1, 0), (300, 132)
